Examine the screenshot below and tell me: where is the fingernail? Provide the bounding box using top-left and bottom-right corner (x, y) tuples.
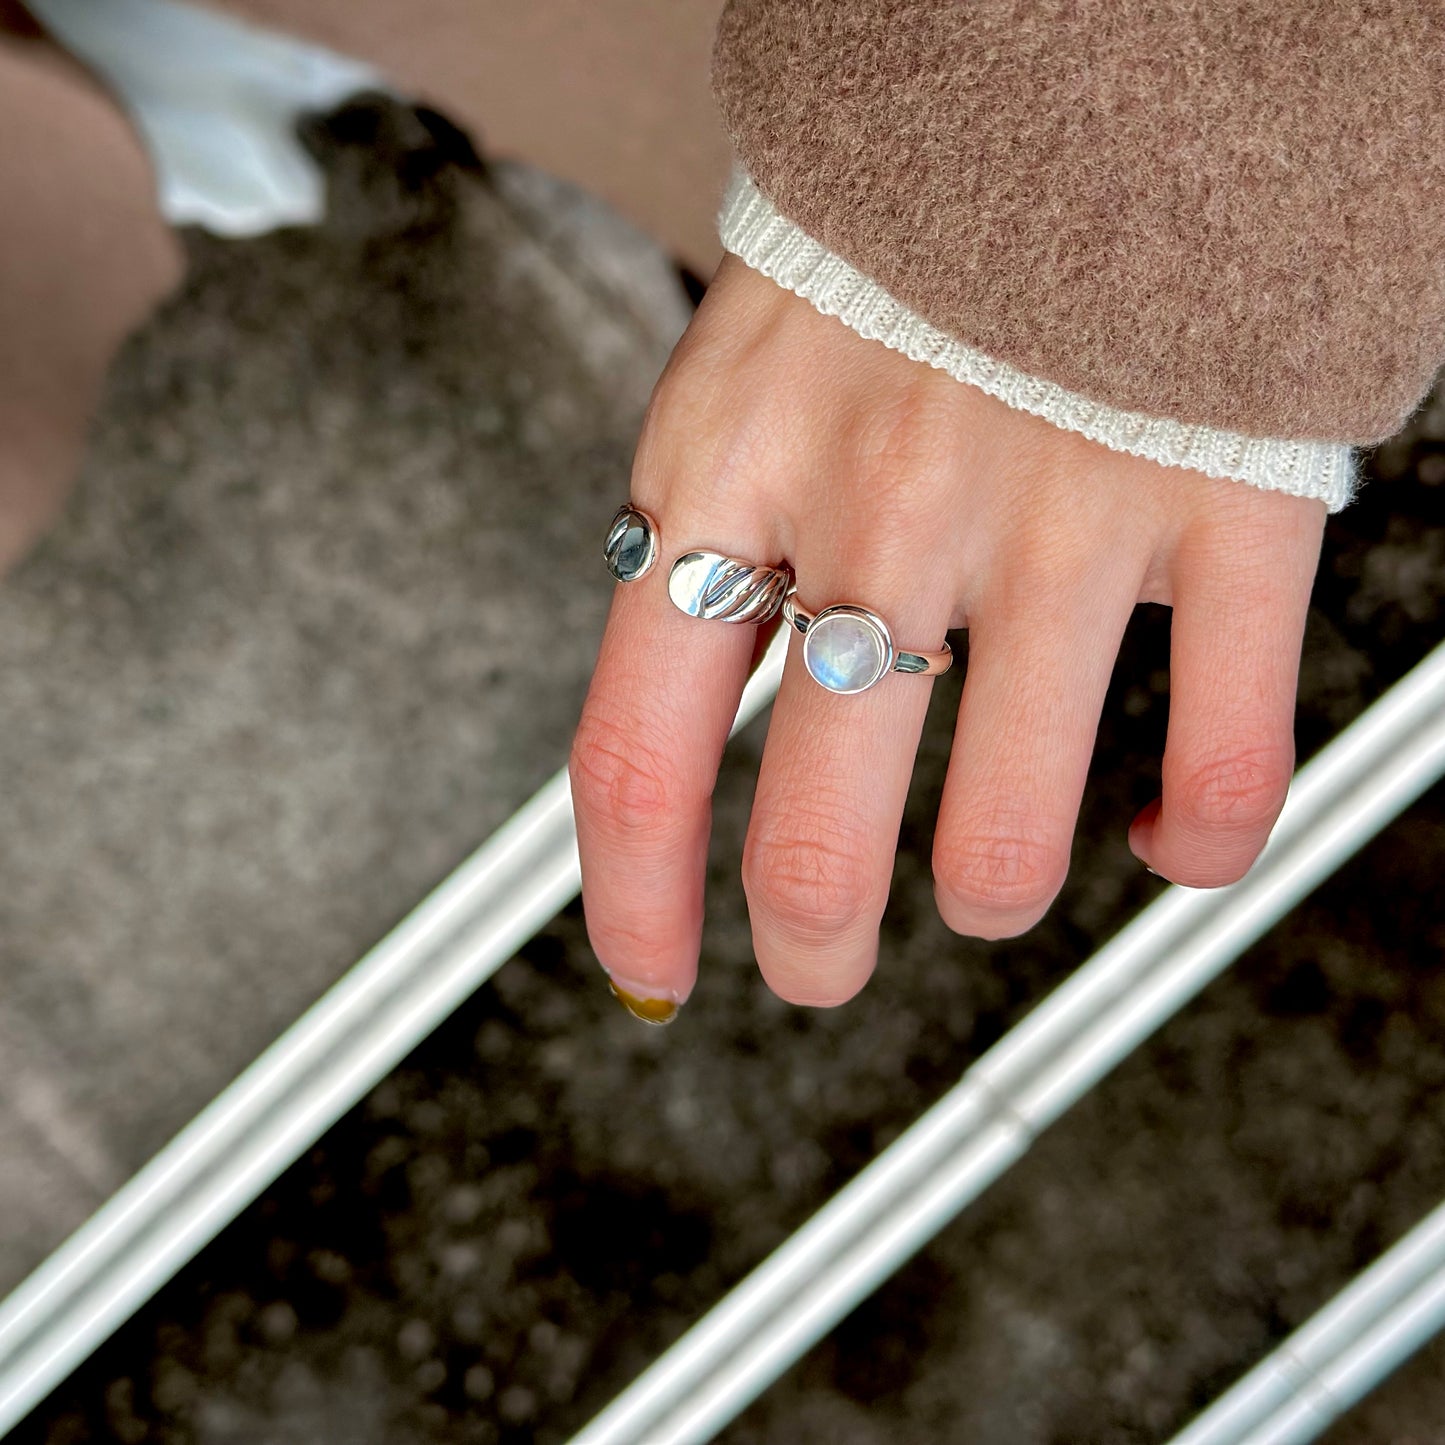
(1145, 865), (1165, 879)
(605, 976), (680, 1026)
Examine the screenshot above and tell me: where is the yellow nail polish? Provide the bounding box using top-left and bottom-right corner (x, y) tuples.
(607, 979), (679, 1026)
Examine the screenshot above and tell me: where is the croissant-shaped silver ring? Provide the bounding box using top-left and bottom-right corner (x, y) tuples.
(666, 550), (792, 625)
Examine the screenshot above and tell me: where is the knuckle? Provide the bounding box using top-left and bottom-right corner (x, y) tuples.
(743, 811), (883, 943)
(997, 520), (1117, 607)
(933, 820), (1067, 931)
(634, 369), (793, 518)
(569, 709), (689, 834)
(634, 375), (704, 482)
(635, 350), (733, 480)
(1174, 744), (1292, 833)
(842, 378), (957, 506)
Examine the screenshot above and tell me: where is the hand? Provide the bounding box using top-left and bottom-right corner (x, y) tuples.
(570, 256), (1326, 1016)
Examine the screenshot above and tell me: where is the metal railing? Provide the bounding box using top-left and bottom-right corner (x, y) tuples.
(1170, 1199), (1445, 1444)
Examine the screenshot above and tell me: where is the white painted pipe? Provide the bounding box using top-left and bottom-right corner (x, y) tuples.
(1171, 1200), (1445, 1445)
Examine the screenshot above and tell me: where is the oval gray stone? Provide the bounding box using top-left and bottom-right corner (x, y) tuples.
(604, 505), (657, 582)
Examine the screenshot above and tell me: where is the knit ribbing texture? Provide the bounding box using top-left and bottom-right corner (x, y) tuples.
(721, 171), (1356, 511)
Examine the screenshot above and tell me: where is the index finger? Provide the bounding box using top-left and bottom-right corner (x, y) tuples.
(569, 501), (778, 1022)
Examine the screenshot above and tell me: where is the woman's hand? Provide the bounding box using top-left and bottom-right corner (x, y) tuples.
(570, 256), (1326, 1017)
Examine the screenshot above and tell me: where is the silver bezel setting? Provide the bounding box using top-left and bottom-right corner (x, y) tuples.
(603, 504), (659, 583)
(801, 604), (896, 695)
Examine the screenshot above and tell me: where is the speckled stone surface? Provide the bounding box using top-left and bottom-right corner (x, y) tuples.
(0, 99), (688, 1300)
(9, 101), (1445, 1445)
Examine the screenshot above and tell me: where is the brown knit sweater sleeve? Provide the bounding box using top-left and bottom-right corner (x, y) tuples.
(711, 0), (1445, 452)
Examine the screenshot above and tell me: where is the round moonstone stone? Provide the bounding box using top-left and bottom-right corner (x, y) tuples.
(802, 608), (891, 694)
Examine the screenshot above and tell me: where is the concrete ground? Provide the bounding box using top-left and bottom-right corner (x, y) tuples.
(7, 100), (1445, 1445)
(0, 99), (690, 1298)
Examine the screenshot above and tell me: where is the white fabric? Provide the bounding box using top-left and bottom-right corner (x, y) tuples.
(30, 0), (381, 237)
(719, 170), (1356, 511)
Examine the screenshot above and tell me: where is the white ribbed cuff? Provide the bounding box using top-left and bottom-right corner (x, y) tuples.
(719, 169), (1356, 512)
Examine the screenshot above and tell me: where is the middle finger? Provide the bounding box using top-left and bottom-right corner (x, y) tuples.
(932, 555), (1142, 940)
(742, 530), (957, 1007)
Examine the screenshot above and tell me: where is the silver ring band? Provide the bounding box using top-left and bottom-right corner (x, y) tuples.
(782, 595), (952, 694)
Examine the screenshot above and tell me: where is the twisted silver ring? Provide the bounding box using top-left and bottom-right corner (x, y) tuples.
(667, 551), (792, 624)
(782, 596), (952, 695)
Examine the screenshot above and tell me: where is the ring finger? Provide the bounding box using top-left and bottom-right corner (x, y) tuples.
(933, 558), (1142, 939)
